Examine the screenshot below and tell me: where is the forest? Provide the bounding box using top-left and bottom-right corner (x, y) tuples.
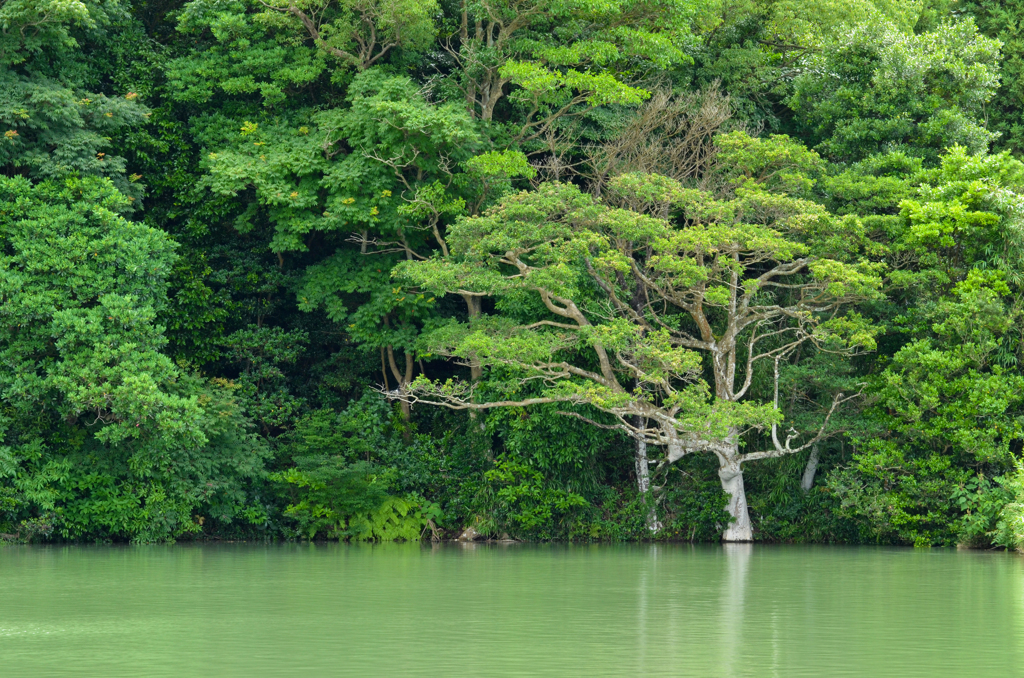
(3, 0), (1024, 547)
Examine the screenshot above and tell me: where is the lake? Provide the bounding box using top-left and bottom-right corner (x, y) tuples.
(0, 543), (1021, 676)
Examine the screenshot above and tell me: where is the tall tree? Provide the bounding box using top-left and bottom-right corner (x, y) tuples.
(0, 0), (150, 200)
(395, 133), (881, 540)
(438, 0), (697, 138)
(789, 18), (1002, 163)
(0, 176), (267, 541)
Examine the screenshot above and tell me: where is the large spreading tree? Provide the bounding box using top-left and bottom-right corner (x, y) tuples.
(395, 133), (881, 540)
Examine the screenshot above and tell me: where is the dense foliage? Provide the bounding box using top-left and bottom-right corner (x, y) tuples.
(3, 0), (1024, 548)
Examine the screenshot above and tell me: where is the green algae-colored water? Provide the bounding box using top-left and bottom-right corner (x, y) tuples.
(1, 543), (1021, 677)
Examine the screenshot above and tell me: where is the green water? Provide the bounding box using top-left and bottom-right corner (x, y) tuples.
(1, 544), (1022, 677)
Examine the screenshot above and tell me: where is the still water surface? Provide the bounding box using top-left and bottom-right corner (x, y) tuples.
(1, 543), (1022, 677)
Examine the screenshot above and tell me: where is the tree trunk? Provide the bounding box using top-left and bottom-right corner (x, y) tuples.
(718, 451), (753, 542)
(462, 294), (483, 382)
(800, 442), (820, 493)
(634, 427), (661, 533)
(460, 294), (489, 458)
(386, 344), (415, 442)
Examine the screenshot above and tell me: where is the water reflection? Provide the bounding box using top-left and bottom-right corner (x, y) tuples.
(720, 543), (751, 677)
(0, 544), (1021, 677)
(635, 544), (656, 675)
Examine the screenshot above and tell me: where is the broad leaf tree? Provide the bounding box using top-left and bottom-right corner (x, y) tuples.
(789, 18), (1002, 163)
(823, 146), (1024, 546)
(0, 0), (150, 200)
(396, 133), (881, 540)
(438, 0), (698, 139)
(0, 176), (268, 541)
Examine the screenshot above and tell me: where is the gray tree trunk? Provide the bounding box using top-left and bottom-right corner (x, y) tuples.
(800, 442), (820, 493)
(718, 447), (753, 542)
(635, 431), (661, 532)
